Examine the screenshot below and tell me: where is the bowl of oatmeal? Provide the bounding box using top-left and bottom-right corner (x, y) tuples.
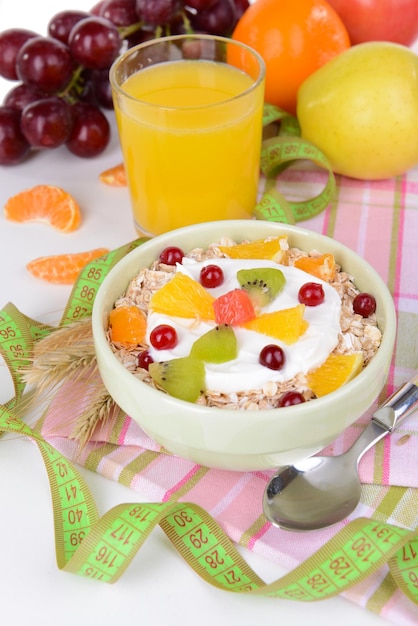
(92, 220), (396, 471)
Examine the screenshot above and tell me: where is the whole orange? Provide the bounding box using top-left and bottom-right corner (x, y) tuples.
(231, 0), (350, 114)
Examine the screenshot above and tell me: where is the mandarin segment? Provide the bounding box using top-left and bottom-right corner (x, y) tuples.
(217, 236), (288, 263)
(99, 163), (127, 187)
(4, 184), (82, 232)
(149, 272), (215, 321)
(109, 305), (147, 345)
(241, 304), (308, 344)
(26, 248), (109, 284)
(307, 352), (364, 397)
(294, 253), (336, 281)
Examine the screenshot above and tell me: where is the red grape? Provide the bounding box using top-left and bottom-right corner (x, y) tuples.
(186, 0), (219, 10)
(0, 107), (31, 164)
(136, 0), (181, 26)
(90, 1), (108, 16)
(91, 69), (114, 109)
(188, 0), (237, 35)
(21, 97), (73, 149)
(232, 0), (250, 19)
(48, 11), (90, 45)
(68, 17), (121, 70)
(137, 349), (154, 370)
(277, 391), (306, 407)
(259, 344), (286, 370)
(200, 264), (224, 288)
(99, 0), (139, 26)
(150, 324), (178, 349)
(298, 282), (325, 306)
(159, 246), (184, 265)
(16, 36), (74, 93)
(3, 83), (46, 112)
(0, 28), (38, 80)
(353, 292), (376, 317)
(66, 102), (110, 157)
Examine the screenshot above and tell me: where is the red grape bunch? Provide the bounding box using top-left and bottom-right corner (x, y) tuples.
(0, 0), (249, 165)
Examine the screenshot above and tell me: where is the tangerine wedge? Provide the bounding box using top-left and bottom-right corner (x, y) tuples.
(4, 184), (82, 232)
(149, 272), (215, 321)
(307, 352), (364, 397)
(109, 305), (146, 345)
(217, 236), (288, 263)
(26, 248), (109, 284)
(99, 163), (127, 187)
(241, 304), (308, 344)
(294, 253), (336, 282)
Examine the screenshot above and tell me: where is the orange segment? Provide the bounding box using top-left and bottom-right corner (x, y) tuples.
(149, 272), (215, 321)
(99, 163), (127, 187)
(109, 305), (146, 345)
(4, 185), (81, 232)
(241, 304), (308, 344)
(294, 253), (336, 281)
(217, 236), (288, 263)
(307, 352), (364, 397)
(26, 248), (109, 284)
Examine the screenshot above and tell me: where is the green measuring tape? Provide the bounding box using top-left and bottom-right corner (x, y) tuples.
(1, 240), (417, 604)
(253, 103), (336, 224)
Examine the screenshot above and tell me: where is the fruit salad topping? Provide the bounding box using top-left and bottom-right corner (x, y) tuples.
(108, 236), (382, 407)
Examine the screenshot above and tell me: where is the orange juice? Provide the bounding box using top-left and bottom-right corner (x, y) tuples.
(113, 58), (264, 235)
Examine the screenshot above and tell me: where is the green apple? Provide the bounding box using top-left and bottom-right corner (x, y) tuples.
(297, 42), (418, 180)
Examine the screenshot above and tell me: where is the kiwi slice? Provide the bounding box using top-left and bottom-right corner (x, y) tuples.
(191, 324), (238, 363)
(148, 355), (205, 403)
(237, 267), (286, 308)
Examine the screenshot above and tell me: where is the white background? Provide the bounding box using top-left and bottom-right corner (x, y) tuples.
(0, 1), (404, 624)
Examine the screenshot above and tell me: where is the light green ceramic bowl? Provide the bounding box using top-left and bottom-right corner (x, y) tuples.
(92, 220), (396, 471)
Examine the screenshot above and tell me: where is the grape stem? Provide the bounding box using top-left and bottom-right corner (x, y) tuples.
(58, 65), (86, 103)
(118, 20), (144, 41)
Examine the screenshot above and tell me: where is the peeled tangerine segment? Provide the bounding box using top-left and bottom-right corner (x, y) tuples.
(149, 356), (205, 403)
(237, 267), (286, 309)
(149, 272), (215, 321)
(217, 236), (288, 263)
(4, 184), (81, 232)
(307, 352), (364, 397)
(241, 304), (308, 344)
(109, 305), (146, 345)
(191, 324), (238, 363)
(294, 253), (336, 282)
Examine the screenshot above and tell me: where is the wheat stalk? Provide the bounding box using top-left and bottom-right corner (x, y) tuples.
(23, 317), (98, 391)
(21, 317), (117, 449)
(70, 384), (119, 450)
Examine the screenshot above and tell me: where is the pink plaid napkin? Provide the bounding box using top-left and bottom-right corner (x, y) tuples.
(40, 163), (418, 625)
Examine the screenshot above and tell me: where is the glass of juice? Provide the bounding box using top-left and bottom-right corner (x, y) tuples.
(110, 34), (265, 235)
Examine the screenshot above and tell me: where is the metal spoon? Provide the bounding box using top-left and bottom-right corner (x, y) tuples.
(263, 373), (418, 532)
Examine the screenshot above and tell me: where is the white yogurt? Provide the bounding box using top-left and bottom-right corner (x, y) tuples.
(147, 258), (341, 393)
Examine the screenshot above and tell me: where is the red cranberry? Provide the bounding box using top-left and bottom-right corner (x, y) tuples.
(138, 350), (154, 370)
(159, 246), (184, 266)
(150, 324), (178, 349)
(200, 264), (224, 288)
(259, 344), (285, 370)
(298, 282), (325, 306)
(277, 391), (306, 407)
(353, 292), (376, 317)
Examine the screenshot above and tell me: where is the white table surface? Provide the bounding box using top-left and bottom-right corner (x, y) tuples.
(0, 1), (395, 623)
